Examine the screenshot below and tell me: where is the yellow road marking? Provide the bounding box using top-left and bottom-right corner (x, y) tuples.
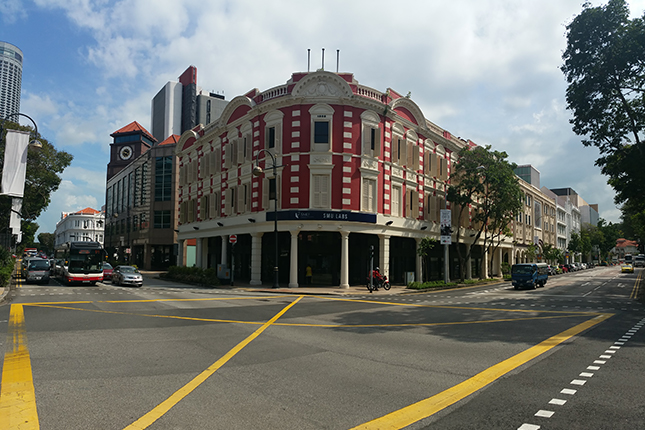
(28, 302), (597, 328)
(350, 313), (614, 430)
(630, 270), (642, 299)
(0, 304), (40, 430)
(123, 295), (304, 430)
(22, 295), (293, 306)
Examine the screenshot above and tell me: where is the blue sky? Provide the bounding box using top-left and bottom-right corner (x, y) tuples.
(2, 0), (644, 235)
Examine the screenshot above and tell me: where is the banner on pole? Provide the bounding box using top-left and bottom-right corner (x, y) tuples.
(440, 209), (452, 245)
(1, 129), (30, 197)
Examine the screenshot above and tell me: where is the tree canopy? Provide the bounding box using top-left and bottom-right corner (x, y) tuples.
(447, 145), (523, 280)
(0, 120), (73, 246)
(561, 0), (645, 213)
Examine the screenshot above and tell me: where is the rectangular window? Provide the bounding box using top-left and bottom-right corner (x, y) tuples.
(154, 210), (171, 229)
(314, 121), (329, 144)
(312, 174), (330, 208)
(268, 127), (275, 149)
(362, 178), (376, 213)
(392, 185), (401, 217)
(155, 156), (172, 201)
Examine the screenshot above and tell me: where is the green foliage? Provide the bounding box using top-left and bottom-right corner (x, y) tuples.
(37, 232), (55, 256)
(0, 120), (73, 243)
(501, 262), (511, 275)
(160, 266), (221, 287)
(561, 0), (645, 214)
(407, 277), (498, 290)
(416, 237), (438, 282)
(447, 145), (523, 280)
(0, 246), (14, 287)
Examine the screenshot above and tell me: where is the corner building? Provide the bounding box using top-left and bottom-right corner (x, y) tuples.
(176, 71), (506, 287)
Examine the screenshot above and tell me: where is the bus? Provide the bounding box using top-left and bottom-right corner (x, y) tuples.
(624, 254), (633, 264)
(55, 241), (106, 285)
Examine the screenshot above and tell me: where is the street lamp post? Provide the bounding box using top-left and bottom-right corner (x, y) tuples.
(252, 149), (285, 289)
(0, 113), (42, 249)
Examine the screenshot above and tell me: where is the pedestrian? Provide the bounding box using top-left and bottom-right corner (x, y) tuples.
(305, 264), (313, 284)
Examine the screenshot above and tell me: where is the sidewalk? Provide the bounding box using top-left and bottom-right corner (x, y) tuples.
(138, 270), (409, 296)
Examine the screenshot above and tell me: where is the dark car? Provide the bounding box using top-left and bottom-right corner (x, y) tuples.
(102, 262), (114, 281)
(112, 266), (143, 287)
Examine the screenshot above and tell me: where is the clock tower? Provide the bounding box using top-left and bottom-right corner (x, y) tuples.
(107, 121), (157, 181)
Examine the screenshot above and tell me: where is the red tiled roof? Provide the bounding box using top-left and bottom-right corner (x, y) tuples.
(75, 207), (101, 215)
(616, 238), (639, 248)
(159, 134), (180, 146)
(111, 121), (157, 142)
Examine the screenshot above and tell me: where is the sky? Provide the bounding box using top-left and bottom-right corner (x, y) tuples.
(1, 0), (644, 235)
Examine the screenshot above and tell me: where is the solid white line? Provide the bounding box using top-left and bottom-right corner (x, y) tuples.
(535, 410), (555, 418)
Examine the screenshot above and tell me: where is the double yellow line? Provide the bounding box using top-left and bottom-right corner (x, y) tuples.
(630, 269), (643, 299)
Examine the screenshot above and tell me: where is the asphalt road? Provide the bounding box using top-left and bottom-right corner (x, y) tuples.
(0, 266), (642, 429)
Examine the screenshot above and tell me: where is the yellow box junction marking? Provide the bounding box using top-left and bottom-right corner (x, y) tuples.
(350, 313), (613, 429)
(0, 305), (40, 430)
(123, 295), (304, 430)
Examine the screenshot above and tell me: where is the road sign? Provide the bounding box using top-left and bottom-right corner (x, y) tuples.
(229, 234), (237, 244)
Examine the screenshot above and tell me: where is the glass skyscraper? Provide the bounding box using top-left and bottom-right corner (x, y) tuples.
(0, 41), (23, 121)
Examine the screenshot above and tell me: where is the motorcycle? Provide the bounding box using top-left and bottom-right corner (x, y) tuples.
(366, 274), (391, 292)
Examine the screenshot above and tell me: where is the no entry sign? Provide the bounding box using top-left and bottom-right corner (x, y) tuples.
(229, 234), (237, 244)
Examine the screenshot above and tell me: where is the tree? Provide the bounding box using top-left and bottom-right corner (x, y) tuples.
(561, 0), (645, 213)
(416, 237), (438, 282)
(0, 120), (73, 245)
(568, 231), (582, 261)
(447, 145), (523, 280)
(37, 232), (55, 256)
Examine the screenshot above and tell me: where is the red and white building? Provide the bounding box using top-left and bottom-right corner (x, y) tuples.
(176, 71), (510, 287)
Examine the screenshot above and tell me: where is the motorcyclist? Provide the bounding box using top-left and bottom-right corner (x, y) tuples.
(372, 267), (384, 287)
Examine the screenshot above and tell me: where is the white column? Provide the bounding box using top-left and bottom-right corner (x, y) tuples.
(250, 232), (263, 285)
(195, 237), (204, 269)
(177, 239), (185, 267)
(289, 230), (299, 288)
(378, 234), (390, 279)
(481, 246), (489, 278)
(415, 238), (422, 283)
(340, 231), (349, 289)
(221, 235), (228, 266)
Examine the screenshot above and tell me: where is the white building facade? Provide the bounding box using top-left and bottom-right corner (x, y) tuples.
(54, 208), (105, 248)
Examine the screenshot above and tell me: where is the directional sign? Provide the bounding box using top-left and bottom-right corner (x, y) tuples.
(229, 234), (237, 244)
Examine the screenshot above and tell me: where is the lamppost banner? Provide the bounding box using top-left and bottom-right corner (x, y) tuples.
(440, 209), (452, 245)
(1, 129), (30, 197)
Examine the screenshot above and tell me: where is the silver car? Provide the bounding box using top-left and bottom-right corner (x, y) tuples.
(112, 266), (143, 287)
(25, 258), (50, 284)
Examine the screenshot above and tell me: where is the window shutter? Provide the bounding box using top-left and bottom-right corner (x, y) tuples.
(224, 145), (231, 169)
(392, 138), (399, 164)
(405, 189), (411, 218)
(209, 192), (217, 218)
(202, 153), (209, 178)
(374, 127), (381, 157)
(407, 142), (413, 168)
(274, 124), (282, 154)
(215, 148), (221, 174)
(412, 191), (419, 219)
(362, 179), (369, 211)
(362, 124), (369, 156)
(413, 145), (420, 171)
(245, 136), (252, 162)
(187, 199), (194, 222)
(321, 176), (329, 208)
(313, 175), (321, 207)
(276, 175), (281, 209)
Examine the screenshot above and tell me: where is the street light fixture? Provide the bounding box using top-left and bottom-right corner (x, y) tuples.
(252, 149), (285, 289)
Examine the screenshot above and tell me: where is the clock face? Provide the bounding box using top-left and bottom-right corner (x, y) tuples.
(119, 145), (133, 161)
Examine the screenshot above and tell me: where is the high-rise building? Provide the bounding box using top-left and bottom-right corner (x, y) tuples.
(150, 65), (228, 142)
(0, 41), (23, 120)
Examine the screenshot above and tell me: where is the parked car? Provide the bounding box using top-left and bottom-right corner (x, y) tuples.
(24, 258), (51, 284)
(621, 263), (634, 273)
(102, 262), (114, 281)
(112, 265), (143, 287)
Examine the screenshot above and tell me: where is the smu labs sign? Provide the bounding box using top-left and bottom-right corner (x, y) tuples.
(266, 210), (377, 223)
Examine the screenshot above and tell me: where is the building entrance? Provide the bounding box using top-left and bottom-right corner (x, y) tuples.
(298, 231), (341, 286)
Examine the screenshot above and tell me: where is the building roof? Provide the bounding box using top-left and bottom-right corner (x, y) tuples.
(615, 238), (639, 249)
(111, 121), (157, 142)
(159, 134), (180, 146)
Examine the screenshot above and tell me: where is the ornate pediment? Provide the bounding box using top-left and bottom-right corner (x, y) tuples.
(292, 71), (353, 99)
